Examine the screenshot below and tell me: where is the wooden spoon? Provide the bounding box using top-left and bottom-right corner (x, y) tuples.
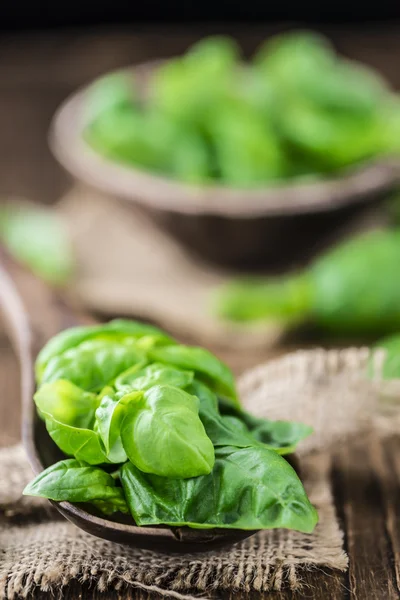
(0, 254), (256, 552)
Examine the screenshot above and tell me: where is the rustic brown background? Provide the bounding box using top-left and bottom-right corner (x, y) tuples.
(1, 25), (400, 599)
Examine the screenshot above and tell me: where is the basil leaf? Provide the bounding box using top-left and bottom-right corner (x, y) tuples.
(149, 344), (238, 406)
(192, 382), (311, 455)
(115, 362), (194, 392)
(190, 380), (262, 449)
(374, 334), (400, 379)
(94, 390), (143, 463)
(246, 420), (313, 453)
(43, 412), (108, 465)
(218, 398), (313, 453)
(34, 380), (98, 429)
(121, 445), (318, 532)
(41, 339), (146, 392)
(23, 459), (128, 515)
(36, 319), (172, 381)
(0, 203), (74, 287)
(121, 385), (215, 478)
(91, 497), (129, 515)
(200, 411), (264, 449)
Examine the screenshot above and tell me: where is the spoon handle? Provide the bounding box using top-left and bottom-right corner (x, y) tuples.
(0, 250), (93, 467)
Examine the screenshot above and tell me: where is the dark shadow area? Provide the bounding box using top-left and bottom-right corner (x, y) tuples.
(1, 2), (400, 31)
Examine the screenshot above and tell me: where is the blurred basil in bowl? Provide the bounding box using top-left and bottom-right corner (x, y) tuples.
(49, 32), (400, 267)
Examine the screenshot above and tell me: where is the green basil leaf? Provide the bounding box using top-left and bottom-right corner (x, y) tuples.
(218, 398), (313, 453)
(42, 412), (108, 465)
(94, 390), (143, 463)
(36, 319), (172, 381)
(187, 379), (219, 413)
(192, 382), (311, 455)
(115, 362), (194, 392)
(374, 334), (400, 379)
(247, 420), (313, 453)
(84, 73), (135, 124)
(40, 339), (146, 392)
(90, 497), (129, 515)
(149, 344), (238, 406)
(121, 445), (318, 532)
(23, 459), (128, 515)
(189, 380), (262, 449)
(121, 385), (215, 478)
(0, 203), (73, 287)
(200, 411), (263, 449)
(34, 380), (99, 429)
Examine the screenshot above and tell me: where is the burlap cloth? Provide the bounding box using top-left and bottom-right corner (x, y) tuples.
(2, 342), (399, 599)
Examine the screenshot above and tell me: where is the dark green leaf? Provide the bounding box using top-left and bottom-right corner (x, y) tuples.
(218, 398), (313, 454)
(121, 445), (318, 532)
(23, 459), (128, 515)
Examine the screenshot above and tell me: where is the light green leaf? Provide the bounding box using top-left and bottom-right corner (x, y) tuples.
(374, 334), (400, 379)
(36, 319), (172, 381)
(34, 380), (98, 429)
(0, 203), (73, 286)
(121, 384), (215, 478)
(43, 413), (108, 465)
(115, 362), (194, 393)
(94, 390), (143, 463)
(40, 339), (146, 392)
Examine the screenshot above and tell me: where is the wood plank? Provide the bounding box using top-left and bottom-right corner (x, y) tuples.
(374, 436), (400, 595)
(333, 436), (399, 600)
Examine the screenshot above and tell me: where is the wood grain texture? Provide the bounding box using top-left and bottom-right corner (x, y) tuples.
(0, 25), (400, 599)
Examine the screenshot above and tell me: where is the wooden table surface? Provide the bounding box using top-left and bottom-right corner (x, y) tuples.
(1, 24), (400, 599)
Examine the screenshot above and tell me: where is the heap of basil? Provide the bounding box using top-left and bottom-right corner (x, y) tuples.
(24, 320), (318, 533)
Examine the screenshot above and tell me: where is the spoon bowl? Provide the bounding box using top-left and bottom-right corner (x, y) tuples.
(0, 255), (257, 552)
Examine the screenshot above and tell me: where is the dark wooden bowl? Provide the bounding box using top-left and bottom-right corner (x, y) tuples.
(49, 63), (400, 268)
(0, 257), (257, 553)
